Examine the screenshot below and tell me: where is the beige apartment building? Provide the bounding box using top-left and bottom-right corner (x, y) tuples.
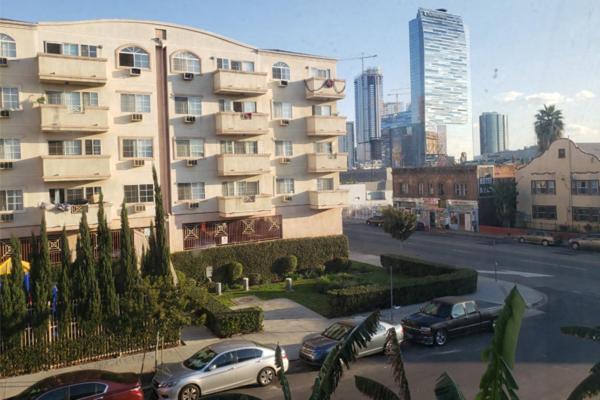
(516, 139), (600, 232)
(0, 19), (348, 255)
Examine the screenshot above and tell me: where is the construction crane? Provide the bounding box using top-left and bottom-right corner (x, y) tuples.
(338, 53), (378, 73)
(386, 88), (410, 113)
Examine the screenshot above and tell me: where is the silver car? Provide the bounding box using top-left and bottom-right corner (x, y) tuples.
(569, 233), (600, 251)
(152, 340), (289, 400)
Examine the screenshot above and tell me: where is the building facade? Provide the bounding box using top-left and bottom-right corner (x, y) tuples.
(383, 101), (405, 116)
(339, 121), (356, 169)
(479, 112), (508, 155)
(381, 110), (419, 168)
(409, 8), (471, 163)
(516, 139), (600, 232)
(354, 67), (383, 163)
(0, 19), (348, 255)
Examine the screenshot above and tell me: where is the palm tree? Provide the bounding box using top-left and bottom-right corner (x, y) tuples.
(534, 104), (564, 152)
(560, 325), (600, 400)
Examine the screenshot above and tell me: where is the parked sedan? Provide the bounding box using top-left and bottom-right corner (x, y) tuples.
(518, 230), (561, 246)
(366, 215), (385, 226)
(299, 319), (403, 366)
(8, 370), (142, 400)
(152, 340), (288, 400)
(569, 233), (600, 251)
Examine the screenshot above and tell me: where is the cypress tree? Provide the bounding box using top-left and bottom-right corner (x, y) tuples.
(142, 222), (156, 277)
(74, 210), (102, 333)
(117, 201), (138, 295)
(96, 194), (119, 325)
(31, 217), (52, 340)
(0, 237), (28, 347)
(57, 227), (72, 337)
(151, 166), (171, 279)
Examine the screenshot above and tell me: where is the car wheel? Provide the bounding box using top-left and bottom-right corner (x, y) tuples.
(571, 242), (580, 250)
(542, 240), (549, 247)
(257, 367), (276, 386)
(179, 384), (200, 400)
(383, 338), (394, 355)
(434, 329), (448, 346)
(518, 237), (525, 244)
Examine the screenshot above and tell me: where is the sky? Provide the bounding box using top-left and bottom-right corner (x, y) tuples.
(3, 0), (599, 158)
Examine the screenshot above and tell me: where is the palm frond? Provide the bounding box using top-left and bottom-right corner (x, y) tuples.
(355, 375), (401, 400)
(561, 326), (600, 343)
(434, 372), (466, 400)
(386, 328), (411, 399)
(275, 345), (292, 400)
(567, 362), (600, 400)
(309, 310), (381, 400)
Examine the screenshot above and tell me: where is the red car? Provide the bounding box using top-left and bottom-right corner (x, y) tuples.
(8, 370), (143, 400)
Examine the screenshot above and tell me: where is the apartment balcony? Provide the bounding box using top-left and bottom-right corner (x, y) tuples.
(215, 112), (269, 135)
(217, 154), (271, 176)
(306, 115), (347, 137)
(44, 202), (112, 229)
(40, 105), (109, 133)
(38, 53), (108, 86)
(42, 155), (111, 182)
(304, 77), (346, 101)
(307, 153), (348, 173)
(217, 194), (272, 218)
(309, 190), (348, 210)
(213, 69), (268, 96)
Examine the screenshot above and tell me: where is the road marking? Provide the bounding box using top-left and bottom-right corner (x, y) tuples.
(477, 269), (553, 278)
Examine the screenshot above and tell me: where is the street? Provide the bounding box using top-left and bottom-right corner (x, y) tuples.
(218, 222), (600, 400)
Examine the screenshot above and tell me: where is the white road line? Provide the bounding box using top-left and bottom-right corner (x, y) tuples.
(477, 270), (553, 278)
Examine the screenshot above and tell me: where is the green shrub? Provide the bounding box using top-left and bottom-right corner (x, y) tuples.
(202, 295), (263, 338)
(380, 254), (453, 277)
(172, 235), (349, 281)
(247, 273), (262, 286)
(274, 255), (298, 276)
(324, 257), (352, 274)
(225, 262), (244, 284)
(315, 273), (367, 294)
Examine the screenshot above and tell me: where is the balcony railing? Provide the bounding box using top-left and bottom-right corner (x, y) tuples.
(306, 115), (347, 137)
(309, 190), (348, 210)
(40, 105), (109, 133)
(304, 77), (346, 101)
(217, 194), (272, 217)
(213, 69), (268, 95)
(42, 155), (111, 182)
(217, 154), (271, 176)
(307, 153), (348, 173)
(38, 53), (108, 85)
(215, 112), (269, 135)
(44, 202), (112, 229)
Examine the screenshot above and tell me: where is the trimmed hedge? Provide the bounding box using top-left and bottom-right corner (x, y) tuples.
(202, 295), (263, 338)
(172, 235), (348, 282)
(327, 254), (478, 316)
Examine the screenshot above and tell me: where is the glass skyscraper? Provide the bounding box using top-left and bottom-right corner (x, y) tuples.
(354, 67), (384, 163)
(409, 8), (471, 163)
(479, 112), (509, 154)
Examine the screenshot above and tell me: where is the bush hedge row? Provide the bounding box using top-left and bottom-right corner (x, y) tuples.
(172, 235), (349, 282)
(327, 254), (478, 316)
(202, 295), (263, 338)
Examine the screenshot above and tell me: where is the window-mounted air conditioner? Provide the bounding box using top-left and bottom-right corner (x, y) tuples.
(0, 58), (8, 67)
(129, 68), (142, 76)
(132, 204), (146, 213)
(130, 113), (143, 122)
(0, 213), (15, 223)
(0, 110), (10, 118)
(0, 162), (14, 170)
(279, 119), (290, 127)
(132, 159), (145, 167)
(188, 201), (200, 209)
(278, 80), (288, 87)
(282, 195), (292, 202)
(279, 157), (291, 164)
(182, 72), (194, 81)
(186, 159), (198, 167)
(184, 115), (196, 124)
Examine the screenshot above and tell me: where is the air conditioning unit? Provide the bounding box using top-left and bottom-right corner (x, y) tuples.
(279, 157), (291, 164)
(130, 113), (143, 122)
(132, 159), (145, 167)
(0, 162), (14, 170)
(0, 58), (8, 67)
(241, 112), (253, 120)
(129, 68), (142, 76)
(184, 115), (196, 124)
(186, 159), (198, 167)
(279, 119), (290, 127)
(278, 80), (288, 87)
(187, 201), (200, 209)
(0, 110), (10, 118)
(0, 213), (14, 223)
(132, 204), (146, 213)
(282, 195), (293, 202)
(182, 72), (194, 81)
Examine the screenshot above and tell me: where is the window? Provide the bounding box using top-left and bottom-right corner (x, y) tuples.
(220, 140), (258, 155)
(66, 188), (85, 203)
(428, 183), (434, 195)
(310, 67), (330, 79)
(531, 180), (556, 194)
(313, 105), (332, 116)
(532, 205), (557, 220)
(175, 139), (204, 158)
(37, 387), (68, 400)
(454, 183), (467, 197)
(122, 138), (153, 158)
(0, 33), (16, 58)
(275, 140), (293, 157)
(213, 352), (237, 368)
(121, 94), (150, 113)
(465, 301), (477, 314)
(48, 92), (99, 111)
(219, 100), (256, 113)
(0, 189), (23, 211)
(217, 58), (254, 72)
(418, 182), (424, 196)
(0, 87), (19, 110)
(82, 92), (99, 107)
(273, 102), (292, 119)
(315, 142), (333, 154)
(222, 181), (259, 196)
(174, 96), (202, 115)
(272, 62), (290, 80)
(85, 139), (101, 155)
(571, 180), (599, 195)
(80, 45), (97, 58)
(558, 148), (566, 158)
(69, 383), (107, 400)
(0, 139), (20, 160)
(451, 303), (466, 318)
(118, 46), (149, 68)
(44, 42), (98, 58)
(124, 184), (154, 203)
(172, 51), (200, 73)
(573, 207), (600, 222)
(221, 182), (235, 197)
(317, 178), (334, 191)
(276, 178), (295, 194)
(236, 348), (263, 363)
(48, 140), (82, 156)
(438, 183), (445, 195)
(401, 183), (409, 194)
(178, 182), (205, 201)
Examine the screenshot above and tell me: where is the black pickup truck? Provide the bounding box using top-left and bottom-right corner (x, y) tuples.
(401, 297), (501, 346)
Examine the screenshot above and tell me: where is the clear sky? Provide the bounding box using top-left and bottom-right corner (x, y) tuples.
(3, 0), (599, 157)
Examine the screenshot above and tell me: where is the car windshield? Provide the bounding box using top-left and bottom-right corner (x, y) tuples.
(183, 347), (217, 370)
(421, 301), (451, 317)
(322, 322), (353, 340)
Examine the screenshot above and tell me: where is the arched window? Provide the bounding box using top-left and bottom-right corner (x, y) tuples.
(118, 46), (149, 68)
(272, 62), (290, 80)
(0, 34), (16, 58)
(172, 51), (200, 74)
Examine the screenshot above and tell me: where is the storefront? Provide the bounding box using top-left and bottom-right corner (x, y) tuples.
(447, 199), (479, 232)
(394, 197), (478, 232)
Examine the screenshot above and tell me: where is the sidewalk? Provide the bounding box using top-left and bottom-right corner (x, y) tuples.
(0, 253), (545, 398)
